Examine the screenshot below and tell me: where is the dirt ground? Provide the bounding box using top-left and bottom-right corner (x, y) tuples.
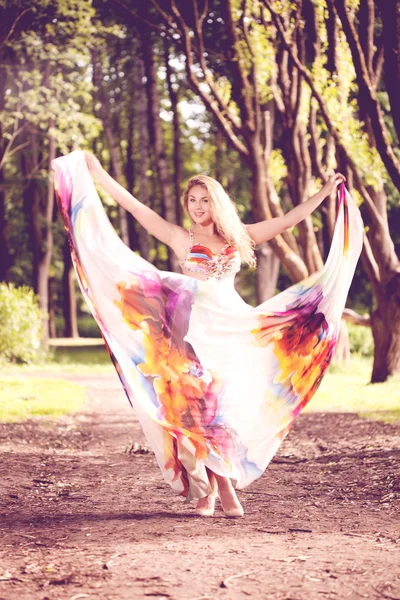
(0, 372), (399, 600)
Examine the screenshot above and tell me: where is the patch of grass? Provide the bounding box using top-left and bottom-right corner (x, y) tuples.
(307, 358), (400, 423)
(0, 377), (86, 422)
(3, 343), (114, 374)
(49, 345), (112, 368)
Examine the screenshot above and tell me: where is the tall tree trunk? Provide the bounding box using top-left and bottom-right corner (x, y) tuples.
(379, 0), (400, 143)
(0, 73), (9, 282)
(0, 167), (8, 282)
(370, 273), (400, 382)
(256, 242), (280, 303)
(22, 132), (41, 292)
(343, 2), (400, 382)
(125, 75), (137, 251)
(143, 41), (179, 272)
(165, 41), (183, 226)
(36, 126), (56, 343)
(48, 277), (57, 339)
(214, 128), (223, 183)
(333, 320), (351, 365)
(136, 55), (151, 261)
(62, 237), (78, 338)
(249, 133), (308, 282)
(92, 50), (130, 246)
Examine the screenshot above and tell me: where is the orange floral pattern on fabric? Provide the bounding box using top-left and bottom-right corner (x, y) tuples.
(252, 285), (336, 423)
(114, 277), (233, 462)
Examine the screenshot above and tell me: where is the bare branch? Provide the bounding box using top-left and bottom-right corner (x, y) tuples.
(0, 141), (30, 168)
(308, 102), (326, 181)
(221, 0), (256, 132)
(0, 121), (29, 170)
(159, 0), (249, 157)
(372, 39), (384, 88)
(112, 0), (168, 33)
(199, 0), (209, 26)
(190, 0), (242, 136)
(360, 230), (381, 296)
(262, 0), (388, 232)
(332, 0), (400, 189)
(0, 8), (32, 49)
(342, 308), (371, 327)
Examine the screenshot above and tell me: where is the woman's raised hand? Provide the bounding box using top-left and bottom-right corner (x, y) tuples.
(322, 172), (346, 197)
(84, 151), (103, 175)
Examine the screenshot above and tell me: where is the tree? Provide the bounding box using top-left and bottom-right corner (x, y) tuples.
(1, 0), (100, 339)
(114, 0), (399, 382)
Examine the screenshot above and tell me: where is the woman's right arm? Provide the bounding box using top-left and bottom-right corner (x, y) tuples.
(85, 152), (186, 249)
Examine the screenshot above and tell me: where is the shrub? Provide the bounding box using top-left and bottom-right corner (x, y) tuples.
(0, 283), (46, 364)
(348, 322), (374, 357)
(54, 314), (101, 338)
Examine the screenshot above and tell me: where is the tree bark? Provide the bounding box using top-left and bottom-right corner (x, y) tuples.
(249, 135), (308, 282)
(215, 128), (223, 183)
(264, 0), (400, 382)
(150, 0), (311, 281)
(48, 277), (57, 339)
(36, 125), (56, 343)
(256, 242), (280, 303)
(62, 237), (78, 338)
(124, 75), (137, 251)
(0, 68), (9, 282)
(136, 55), (151, 261)
(92, 50), (130, 247)
(332, 0), (400, 189)
(21, 131), (41, 292)
(370, 272), (400, 382)
(165, 40), (183, 226)
(143, 39), (179, 272)
(0, 166), (8, 282)
(378, 0), (400, 143)
(333, 320), (351, 365)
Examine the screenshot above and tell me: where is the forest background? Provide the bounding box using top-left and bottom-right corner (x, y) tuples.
(0, 0), (399, 386)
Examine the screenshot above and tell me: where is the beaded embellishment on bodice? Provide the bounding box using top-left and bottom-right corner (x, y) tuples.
(179, 230), (241, 282)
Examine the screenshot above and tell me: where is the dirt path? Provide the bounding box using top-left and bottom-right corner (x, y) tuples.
(0, 373), (399, 600)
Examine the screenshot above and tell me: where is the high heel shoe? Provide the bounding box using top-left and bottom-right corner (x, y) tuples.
(218, 489), (244, 518)
(195, 494), (216, 517)
(222, 505), (244, 518)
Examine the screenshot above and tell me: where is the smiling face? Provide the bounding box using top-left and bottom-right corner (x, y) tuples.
(186, 184), (214, 226)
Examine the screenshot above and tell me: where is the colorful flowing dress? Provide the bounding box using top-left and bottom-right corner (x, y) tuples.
(52, 151), (363, 501)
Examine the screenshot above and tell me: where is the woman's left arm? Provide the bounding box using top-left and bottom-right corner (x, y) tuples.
(246, 173), (345, 245)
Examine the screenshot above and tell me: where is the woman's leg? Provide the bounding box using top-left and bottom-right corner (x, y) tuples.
(195, 468), (218, 515)
(195, 470), (244, 517)
(214, 473), (244, 517)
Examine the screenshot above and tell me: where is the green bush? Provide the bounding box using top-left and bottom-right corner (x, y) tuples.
(77, 315), (101, 338)
(0, 283), (46, 364)
(54, 314), (101, 338)
(348, 322), (374, 357)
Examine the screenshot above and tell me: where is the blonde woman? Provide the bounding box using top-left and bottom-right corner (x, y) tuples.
(52, 150), (362, 519)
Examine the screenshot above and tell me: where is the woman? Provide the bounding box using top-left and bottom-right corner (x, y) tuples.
(52, 150), (363, 518)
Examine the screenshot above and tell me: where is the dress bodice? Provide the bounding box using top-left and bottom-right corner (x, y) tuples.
(179, 229), (241, 282)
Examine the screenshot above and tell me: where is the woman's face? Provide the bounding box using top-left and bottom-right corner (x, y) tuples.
(187, 185), (213, 226)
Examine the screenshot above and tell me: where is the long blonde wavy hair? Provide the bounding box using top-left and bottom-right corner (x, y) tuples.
(182, 175), (256, 268)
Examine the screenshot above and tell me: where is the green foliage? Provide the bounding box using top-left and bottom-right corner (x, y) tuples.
(348, 323), (374, 357)
(54, 314), (102, 338)
(0, 0), (101, 163)
(50, 345), (111, 368)
(310, 3), (387, 188)
(0, 283), (46, 364)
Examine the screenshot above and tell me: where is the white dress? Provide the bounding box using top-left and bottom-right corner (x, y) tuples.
(52, 151), (363, 500)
